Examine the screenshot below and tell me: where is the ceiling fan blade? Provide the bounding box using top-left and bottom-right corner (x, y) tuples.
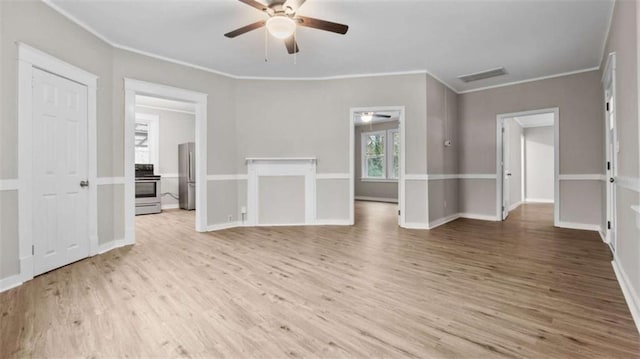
(296, 16), (348, 34)
(224, 21), (266, 38)
(284, 36), (300, 54)
(373, 114), (392, 118)
(238, 0), (269, 12)
(285, 0), (306, 12)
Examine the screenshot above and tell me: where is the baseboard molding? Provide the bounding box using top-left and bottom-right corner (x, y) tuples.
(355, 196), (398, 203)
(508, 201), (523, 211)
(0, 273), (23, 293)
(525, 198), (554, 204)
(459, 213), (500, 221)
(207, 222), (243, 231)
(612, 257), (640, 334)
(429, 213), (461, 229)
(402, 222), (430, 229)
(161, 204), (179, 210)
(556, 221), (600, 232)
(599, 230), (607, 243)
(314, 219), (352, 226)
(97, 238), (129, 254)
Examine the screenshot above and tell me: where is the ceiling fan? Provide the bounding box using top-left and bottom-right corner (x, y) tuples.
(224, 0), (349, 54)
(360, 112), (391, 123)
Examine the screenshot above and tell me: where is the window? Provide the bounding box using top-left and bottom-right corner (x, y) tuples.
(361, 128), (400, 180)
(363, 131), (386, 178)
(135, 113), (159, 168)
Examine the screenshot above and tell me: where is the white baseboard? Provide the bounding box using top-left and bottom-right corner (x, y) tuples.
(599, 230), (607, 243)
(459, 213), (500, 221)
(428, 213), (461, 229)
(355, 196), (398, 203)
(525, 198), (554, 204)
(508, 201), (523, 211)
(207, 222), (243, 231)
(97, 238), (130, 254)
(0, 273), (23, 293)
(612, 257), (640, 334)
(556, 221), (601, 232)
(161, 204), (179, 210)
(314, 219), (352, 226)
(401, 222), (430, 229)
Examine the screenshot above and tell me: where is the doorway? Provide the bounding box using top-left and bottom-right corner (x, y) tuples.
(349, 107), (405, 226)
(496, 108), (559, 224)
(124, 79), (208, 245)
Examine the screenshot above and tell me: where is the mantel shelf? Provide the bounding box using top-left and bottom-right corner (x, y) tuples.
(245, 157), (317, 164)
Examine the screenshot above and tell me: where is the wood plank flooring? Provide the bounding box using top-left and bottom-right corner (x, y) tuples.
(1, 202), (639, 358)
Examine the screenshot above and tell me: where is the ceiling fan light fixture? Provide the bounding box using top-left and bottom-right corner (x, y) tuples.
(266, 16), (296, 39)
(361, 113), (373, 123)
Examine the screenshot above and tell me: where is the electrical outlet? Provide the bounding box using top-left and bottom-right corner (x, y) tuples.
(241, 206), (247, 214)
(227, 215), (233, 222)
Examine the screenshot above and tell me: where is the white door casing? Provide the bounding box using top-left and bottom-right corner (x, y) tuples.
(32, 69), (90, 275)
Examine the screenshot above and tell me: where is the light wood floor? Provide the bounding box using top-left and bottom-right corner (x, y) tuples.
(1, 202), (639, 358)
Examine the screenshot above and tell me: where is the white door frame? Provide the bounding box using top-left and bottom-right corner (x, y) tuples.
(496, 108), (559, 225)
(349, 106), (406, 226)
(124, 79), (208, 238)
(17, 43), (98, 283)
(602, 52), (617, 248)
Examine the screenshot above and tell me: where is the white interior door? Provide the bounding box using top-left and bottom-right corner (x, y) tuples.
(32, 68), (89, 276)
(502, 122), (511, 220)
(605, 88), (617, 251)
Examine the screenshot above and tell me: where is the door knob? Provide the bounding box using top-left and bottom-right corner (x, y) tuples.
(609, 177), (615, 183)
(80, 180), (89, 188)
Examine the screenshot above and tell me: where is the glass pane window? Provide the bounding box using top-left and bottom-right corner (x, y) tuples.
(135, 121), (150, 164)
(390, 130), (400, 179)
(364, 132), (385, 178)
(361, 128), (400, 180)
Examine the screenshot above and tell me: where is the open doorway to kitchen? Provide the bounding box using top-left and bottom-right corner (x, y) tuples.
(124, 79), (208, 246)
(350, 107), (405, 227)
(496, 108), (558, 225)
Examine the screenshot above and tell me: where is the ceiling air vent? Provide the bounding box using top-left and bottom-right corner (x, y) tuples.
(458, 67), (507, 83)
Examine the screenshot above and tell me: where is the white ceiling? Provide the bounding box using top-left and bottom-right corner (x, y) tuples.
(513, 113), (554, 128)
(47, 0), (613, 92)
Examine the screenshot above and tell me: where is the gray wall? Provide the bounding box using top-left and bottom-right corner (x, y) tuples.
(524, 126), (554, 202)
(135, 107), (195, 208)
(355, 120), (399, 201)
(458, 70), (603, 224)
(427, 75), (459, 223)
(0, 0), (115, 279)
(234, 74), (429, 225)
(601, 0), (640, 315)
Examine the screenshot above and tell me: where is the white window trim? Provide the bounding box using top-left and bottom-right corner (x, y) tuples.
(388, 128), (400, 180)
(361, 128), (400, 181)
(135, 112), (160, 170)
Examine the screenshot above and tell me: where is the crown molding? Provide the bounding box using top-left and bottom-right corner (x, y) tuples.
(42, 0), (602, 95)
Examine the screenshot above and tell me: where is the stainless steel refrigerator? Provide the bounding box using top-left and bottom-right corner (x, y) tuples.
(178, 142), (196, 210)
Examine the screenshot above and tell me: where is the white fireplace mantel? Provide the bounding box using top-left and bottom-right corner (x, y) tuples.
(246, 157), (317, 226)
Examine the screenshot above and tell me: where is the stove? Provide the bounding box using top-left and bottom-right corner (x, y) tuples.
(135, 164), (162, 215)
